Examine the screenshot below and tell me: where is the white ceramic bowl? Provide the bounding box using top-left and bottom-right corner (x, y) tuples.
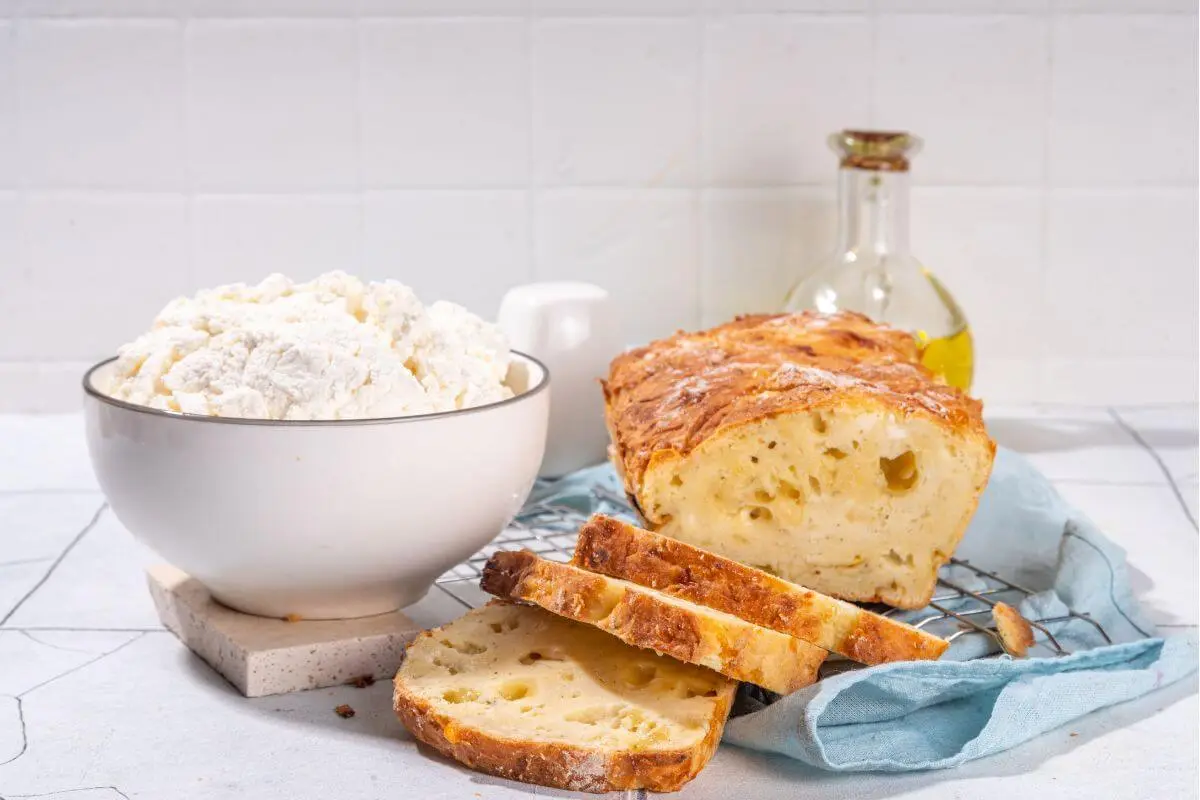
(82, 354), (549, 620)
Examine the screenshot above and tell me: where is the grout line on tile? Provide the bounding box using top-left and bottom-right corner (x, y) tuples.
(693, 9), (703, 329)
(355, 10), (368, 276)
(0, 488), (103, 496)
(19, 628), (110, 654)
(1109, 408), (1199, 532)
(22, 179), (1197, 195)
(1034, 9), (1054, 401)
(867, 0), (879, 127)
(0, 502), (107, 627)
(10, 4), (22, 258)
(2, 786), (130, 800)
(525, 10), (537, 283)
(26, 9), (1194, 21)
(194, 14), (532, 24)
(18, 630), (148, 698)
(0, 694), (25, 767)
(435, 582), (473, 610)
(1111, 402), (1200, 412)
(0, 557), (52, 569)
(530, 13), (704, 22)
(181, 12), (194, 286)
(1050, 478), (1169, 487)
(1, 626), (166, 633)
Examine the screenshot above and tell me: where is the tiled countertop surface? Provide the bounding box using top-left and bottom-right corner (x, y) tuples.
(0, 406), (1196, 800)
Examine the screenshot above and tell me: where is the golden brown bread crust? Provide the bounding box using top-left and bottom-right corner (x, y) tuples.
(992, 602), (1035, 658)
(392, 615), (735, 793)
(481, 550), (827, 694)
(602, 310), (990, 501)
(573, 515), (948, 665)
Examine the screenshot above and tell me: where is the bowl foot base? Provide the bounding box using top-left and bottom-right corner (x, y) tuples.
(206, 583), (431, 621)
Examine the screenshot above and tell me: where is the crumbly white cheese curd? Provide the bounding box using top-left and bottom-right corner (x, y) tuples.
(105, 271), (514, 420)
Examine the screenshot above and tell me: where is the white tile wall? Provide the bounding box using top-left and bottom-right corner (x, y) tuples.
(538, 0), (699, 15)
(0, 23), (16, 188)
(0, 2), (1195, 411)
(1045, 189), (1199, 358)
(191, 194), (362, 286)
(1049, 14), (1198, 186)
(361, 20), (528, 187)
(874, 14), (1049, 185)
(703, 15), (872, 185)
(5, 195), (190, 361)
(876, 0), (1046, 10)
(0, 192), (12, 272)
(533, 19), (698, 186)
(363, 190), (531, 316)
(535, 189), (698, 346)
(191, 0), (353, 16)
(17, 20), (184, 190)
(18, 0), (182, 16)
(910, 187), (1045, 360)
(700, 187), (836, 326)
(187, 20), (358, 190)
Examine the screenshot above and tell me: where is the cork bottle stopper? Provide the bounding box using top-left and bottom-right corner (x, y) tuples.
(831, 130), (923, 172)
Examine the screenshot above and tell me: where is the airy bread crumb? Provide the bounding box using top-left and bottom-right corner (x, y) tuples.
(393, 603), (736, 793)
(481, 551), (826, 694)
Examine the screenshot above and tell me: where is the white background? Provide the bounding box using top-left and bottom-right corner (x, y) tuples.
(0, 0), (1196, 411)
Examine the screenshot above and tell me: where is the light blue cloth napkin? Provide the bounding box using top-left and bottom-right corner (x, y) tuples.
(527, 448), (1198, 772)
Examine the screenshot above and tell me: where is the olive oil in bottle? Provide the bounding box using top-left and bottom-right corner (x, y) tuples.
(783, 131), (975, 391)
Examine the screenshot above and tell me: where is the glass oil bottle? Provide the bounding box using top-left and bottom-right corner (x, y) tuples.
(783, 130), (974, 391)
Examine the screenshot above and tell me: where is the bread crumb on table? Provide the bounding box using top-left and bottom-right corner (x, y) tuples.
(335, 704), (355, 719)
(348, 675), (376, 688)
(284, 613), (303, 623)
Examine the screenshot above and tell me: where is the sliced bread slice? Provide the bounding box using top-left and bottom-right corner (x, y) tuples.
(481, 551), (827, 694)
(393, 602), (737, 793)
(573, 515), (948, 665)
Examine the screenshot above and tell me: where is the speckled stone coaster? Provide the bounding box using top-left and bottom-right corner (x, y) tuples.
(147, 564), (422, 698)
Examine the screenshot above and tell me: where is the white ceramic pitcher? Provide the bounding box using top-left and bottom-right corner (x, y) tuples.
(498, 282), (619, 478)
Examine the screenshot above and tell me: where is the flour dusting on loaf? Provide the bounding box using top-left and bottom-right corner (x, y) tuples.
(603, 311), (996, 609)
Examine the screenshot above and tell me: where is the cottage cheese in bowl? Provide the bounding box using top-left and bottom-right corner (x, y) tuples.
(105, 271), (514, 420)
(84, 271), (550, 619)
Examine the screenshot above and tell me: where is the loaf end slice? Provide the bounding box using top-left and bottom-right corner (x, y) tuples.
(481, 551), (826, 694)
(574, 515), (948, 665)
(394, 603), (736, 794)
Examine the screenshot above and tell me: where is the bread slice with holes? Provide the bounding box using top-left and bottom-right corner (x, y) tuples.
(481, 551), (827, 694)
(573, 515), (948, 665)
(393, 602), (737, 793)
(603, 311), (996, 609)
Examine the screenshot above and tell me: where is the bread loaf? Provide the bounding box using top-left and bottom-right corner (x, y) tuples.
(603, 311), (996, 609)
(481, 550), (827, 694)
(393, 602), (737, 793)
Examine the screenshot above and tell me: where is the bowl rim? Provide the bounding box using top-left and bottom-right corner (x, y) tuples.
(82, 350), (551, 428)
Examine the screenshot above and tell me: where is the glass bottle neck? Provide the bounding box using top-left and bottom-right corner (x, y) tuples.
(835, 167), (911, 259)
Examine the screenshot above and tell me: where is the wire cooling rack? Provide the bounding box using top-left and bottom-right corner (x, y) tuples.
(434, 483), (1111, 670)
